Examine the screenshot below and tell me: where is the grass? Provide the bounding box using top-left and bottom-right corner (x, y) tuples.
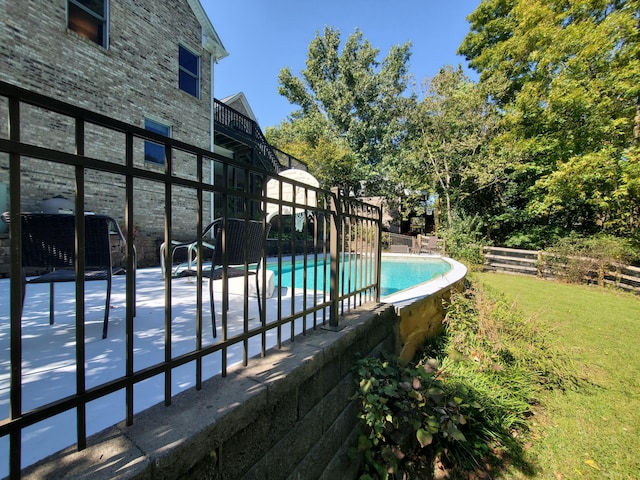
(477, 273), (640, 479)
(354, 272), (640, 479)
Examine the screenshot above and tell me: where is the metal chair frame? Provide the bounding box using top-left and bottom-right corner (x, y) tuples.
(207, 218), (271, 337)
(14, 213), (135, 339)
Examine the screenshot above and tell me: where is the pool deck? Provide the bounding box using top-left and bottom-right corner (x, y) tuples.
(0, 266), (325, 473)
(0, 254), (466, 473)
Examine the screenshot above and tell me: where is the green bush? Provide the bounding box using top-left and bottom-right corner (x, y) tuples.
(354, 356), (488, 479)
(381, 232), (391, 250)
(438, 212), (487, 266)
(503, 225), (565, 250)
(546, 233), (639, 284)
(353, 281), (574, 479)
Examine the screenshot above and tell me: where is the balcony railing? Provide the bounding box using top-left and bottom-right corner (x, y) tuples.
(0, 80), (381, 478)
(214, 99), (282, 172)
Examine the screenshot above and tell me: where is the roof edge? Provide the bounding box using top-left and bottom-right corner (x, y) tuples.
(219, 92), (257, 122)
(186, 0), (229, 61)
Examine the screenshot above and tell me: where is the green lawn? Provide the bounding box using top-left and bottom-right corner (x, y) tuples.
(477, 273), (640, 479)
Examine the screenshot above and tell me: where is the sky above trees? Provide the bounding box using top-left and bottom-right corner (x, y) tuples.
(203, 0), (480, 128)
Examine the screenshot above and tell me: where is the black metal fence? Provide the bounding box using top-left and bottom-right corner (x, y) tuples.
(0, 80), (382, 478)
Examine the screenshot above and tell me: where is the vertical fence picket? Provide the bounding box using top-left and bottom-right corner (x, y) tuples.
(0, 81), (382, 475)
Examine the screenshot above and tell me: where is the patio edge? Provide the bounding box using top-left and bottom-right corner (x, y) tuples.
(20, 302), (398, 480)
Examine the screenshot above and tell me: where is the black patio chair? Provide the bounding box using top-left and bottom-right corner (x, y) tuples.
(208, 218), (271, 338)
(160, 217), (270, 338)
(13, 213), (135, 339)
(177, 218), (268, 338)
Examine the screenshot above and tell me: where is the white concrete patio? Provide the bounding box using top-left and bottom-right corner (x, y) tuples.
(0, 255), (468, 475)
(0, 267), (328, 474)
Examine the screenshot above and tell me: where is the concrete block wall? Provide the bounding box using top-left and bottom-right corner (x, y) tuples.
(397, 278), (465, 363)
(21, 303), (399, 480)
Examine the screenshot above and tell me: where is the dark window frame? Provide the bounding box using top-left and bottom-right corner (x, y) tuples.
(67, 0), (108, 47)
(179, 44), (201, 98)
(144, 118), (172, 166)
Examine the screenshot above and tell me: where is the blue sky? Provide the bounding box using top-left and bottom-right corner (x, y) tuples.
(201, 1), (481, 128)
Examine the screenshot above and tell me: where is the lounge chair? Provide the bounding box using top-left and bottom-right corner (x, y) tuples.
(420, 235), (439, 254)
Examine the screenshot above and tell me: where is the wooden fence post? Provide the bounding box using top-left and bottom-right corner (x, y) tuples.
(537, 251), (543, 278)
(598, 260), (605, 287)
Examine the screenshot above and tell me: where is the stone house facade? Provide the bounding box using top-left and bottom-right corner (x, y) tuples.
(0, 0), (229, 265)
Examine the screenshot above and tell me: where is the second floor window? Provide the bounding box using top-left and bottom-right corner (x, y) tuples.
(144, 118), (171, 166)
(68, 0), (108, 47)
(179, 45), (200, 98)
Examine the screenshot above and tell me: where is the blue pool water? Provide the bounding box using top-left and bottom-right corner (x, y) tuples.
(379, 257), (451, 296)
(266, 256), (451, 297)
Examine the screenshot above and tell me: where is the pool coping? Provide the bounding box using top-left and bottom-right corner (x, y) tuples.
(380, 254), (467, 308)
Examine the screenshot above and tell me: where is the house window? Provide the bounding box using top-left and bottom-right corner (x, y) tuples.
(68, 0), (108, 47)
(144, 119), (171, 165)
(179, 45), (200, 98)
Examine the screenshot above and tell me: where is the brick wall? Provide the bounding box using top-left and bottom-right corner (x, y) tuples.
(0, 0), (218, 265)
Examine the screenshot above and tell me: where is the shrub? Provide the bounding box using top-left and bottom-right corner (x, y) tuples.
(381, 232), (391, 250)
(353, 281), (574, 479)
(503, 225), (565, 251)
(546, 233), (638, 284)
(438, 212), (487, 267)
(354, 355), (488, 479)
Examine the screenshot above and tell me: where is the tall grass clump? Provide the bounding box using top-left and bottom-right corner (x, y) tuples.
(354, 280), (574, 479)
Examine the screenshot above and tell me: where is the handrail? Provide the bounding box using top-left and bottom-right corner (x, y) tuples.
(214, 99), (283, 172)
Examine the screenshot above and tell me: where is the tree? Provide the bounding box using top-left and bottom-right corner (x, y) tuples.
(400, 66), (502, 227)
(276, 27), (414, 195)
(459, 0), (640, 240)
(265, 111), (364, 194)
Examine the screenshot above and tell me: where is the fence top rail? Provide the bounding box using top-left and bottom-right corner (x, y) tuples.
(483, 246), (540, 255)
(622, 264), (640, 274)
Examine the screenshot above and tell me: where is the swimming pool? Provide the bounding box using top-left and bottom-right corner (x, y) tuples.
(265, 255), (452, 297)
(379, 256), (452, 296)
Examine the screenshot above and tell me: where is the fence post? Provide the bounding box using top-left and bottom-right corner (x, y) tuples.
(376, 207), (382, 303)
(598, 260), (605, 287)
(8, 94), (24, 480)
(328, 188), (342, 329)
(537, 251), (543, 278)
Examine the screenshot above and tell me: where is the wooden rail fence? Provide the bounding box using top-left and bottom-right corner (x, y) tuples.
(483, 246), (640, 294)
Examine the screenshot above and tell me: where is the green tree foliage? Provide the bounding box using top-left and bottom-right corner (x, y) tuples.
(274, 27), (414, 195)
(401, 66), (503, 227)
(459, 0), (640, 241)
(268, 5), (638, 249)
(265, 111), (364, 193)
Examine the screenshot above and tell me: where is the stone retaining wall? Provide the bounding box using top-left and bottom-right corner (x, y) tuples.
(22, 303), (398, 480)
